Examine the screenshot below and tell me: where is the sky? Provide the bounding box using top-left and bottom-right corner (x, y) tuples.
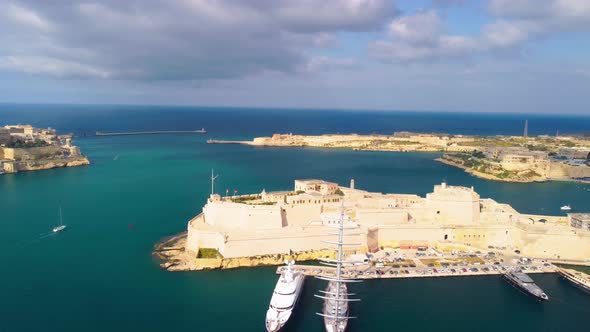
(0, 0), (589, 114)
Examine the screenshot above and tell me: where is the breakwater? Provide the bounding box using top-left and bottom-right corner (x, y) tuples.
(96, 129), (206, 136)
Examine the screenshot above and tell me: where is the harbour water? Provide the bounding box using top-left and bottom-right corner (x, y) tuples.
(1, 105), (589, 331)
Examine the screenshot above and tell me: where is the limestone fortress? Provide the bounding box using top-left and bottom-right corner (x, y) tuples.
(186, 179), (590, 262)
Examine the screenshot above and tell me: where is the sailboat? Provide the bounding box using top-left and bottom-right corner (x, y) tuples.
(315, 200), (361, 332)
(53, 206), (67, 233)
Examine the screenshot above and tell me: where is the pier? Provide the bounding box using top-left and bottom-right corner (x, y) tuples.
(96, 129), (206, 136)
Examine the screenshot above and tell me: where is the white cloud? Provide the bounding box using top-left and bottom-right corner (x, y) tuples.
(388, 10), (444, 44)
(0, 0), (397, 80)
(371, 0), (590, 62)
(3, 3), (53, 31)
(0, 56), (112, 78)
(303, 56), (358, 72)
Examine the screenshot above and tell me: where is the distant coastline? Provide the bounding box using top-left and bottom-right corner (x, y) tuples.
(0, 125), (89, 175)
(209, 132), (590, 183)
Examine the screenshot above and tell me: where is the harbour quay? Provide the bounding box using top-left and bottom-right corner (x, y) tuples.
(277, 248), (557, 280)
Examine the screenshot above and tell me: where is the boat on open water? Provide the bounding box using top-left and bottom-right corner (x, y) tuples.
(52, 206), (67, 233)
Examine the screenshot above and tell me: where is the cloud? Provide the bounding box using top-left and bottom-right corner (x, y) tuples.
(370, 0), (590, 62)
(303, 56), (359, 72)
(370, 10), (482, 61)
(388, 10), (444, 44)
(0, 0), (397, 80)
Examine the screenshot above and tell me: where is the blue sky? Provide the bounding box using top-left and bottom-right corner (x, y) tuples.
(0, 0), (589, 114)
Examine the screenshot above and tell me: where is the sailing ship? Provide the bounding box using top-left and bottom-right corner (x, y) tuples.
(315, 200), (360, 332)
(53, 206), (66, 233)
(265, 261), (305, 331)
(558, 267), (590, 294)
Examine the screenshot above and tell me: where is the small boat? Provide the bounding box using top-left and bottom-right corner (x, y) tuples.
(265, 261), (305, 332)
(503, 269), (548, 301)
(52, 206), (67, 233)
(558, 268), (590, 294)
(561, 205), (572, 211)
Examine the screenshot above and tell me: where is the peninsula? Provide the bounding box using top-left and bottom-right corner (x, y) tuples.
(0, 125), (89, 175)
(209, 132), (590, 183)
(156, 179), (590, 271)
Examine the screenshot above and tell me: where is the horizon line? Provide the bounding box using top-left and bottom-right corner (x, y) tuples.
(0, 101), (589, 117)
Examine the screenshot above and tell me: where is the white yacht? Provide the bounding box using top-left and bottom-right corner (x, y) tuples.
(265, 261), (305, 332)
(52, 206), (67, 233)
(561, 205), (572, 211)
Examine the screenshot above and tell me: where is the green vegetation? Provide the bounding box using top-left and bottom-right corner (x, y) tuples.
(257, 202), (277, 205)
(231, 195), (261, 203)
(334, 188), (344, 196)
(461, 139), (520, 147)
(5, 138), (49, 148)
(526, 144), (549, 151)
(521, 170), (541, 178)
(497, 170), (511, 179)
(197, 248), (222, 259)
(471, 150), (485, 158)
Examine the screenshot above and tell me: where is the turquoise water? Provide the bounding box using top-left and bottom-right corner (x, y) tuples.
(1, 108), (590, 331)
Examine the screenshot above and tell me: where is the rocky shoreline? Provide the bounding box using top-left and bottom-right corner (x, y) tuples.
(153, 232), (335, 271)
(434, 157), (529, 183)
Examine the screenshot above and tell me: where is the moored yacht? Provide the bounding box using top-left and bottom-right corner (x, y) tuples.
(558, 267), (590, 294)
(561, 205), (572, 211)
(265, 261), (305, 332)
(503, 269), (548, 301)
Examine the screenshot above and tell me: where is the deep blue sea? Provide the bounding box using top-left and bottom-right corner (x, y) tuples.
(0, 104), (589, 332)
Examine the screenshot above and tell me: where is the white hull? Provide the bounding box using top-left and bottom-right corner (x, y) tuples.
(265, 267), (305, 332)
(53, 225), (66, 233)
(323, 281), (348, 332)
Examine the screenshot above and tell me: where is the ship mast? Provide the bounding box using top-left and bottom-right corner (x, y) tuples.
(315, 199), (361, 331)
(210, 169), (219, 195)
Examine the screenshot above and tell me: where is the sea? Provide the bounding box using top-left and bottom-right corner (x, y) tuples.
(0, 104), (589, 332)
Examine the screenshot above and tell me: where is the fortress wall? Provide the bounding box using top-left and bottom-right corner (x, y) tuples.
(356, 209), (408, 225)
(513, 227), (590, 261)
(426, 199), (480, 224)
(2, 146), (64, 161)
(221, 229), (365, 258)
(376, 226), (443, 244)
(283, 204), (324, 226)
(450, 227), (514, 247)
(203, 202), (283, 230)
(186, 214), (226, 254)
(548, 162), (590, 179)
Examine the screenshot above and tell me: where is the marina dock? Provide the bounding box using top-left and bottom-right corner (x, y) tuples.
(96, 129), (206, 136)
(278, 263), (557, 280)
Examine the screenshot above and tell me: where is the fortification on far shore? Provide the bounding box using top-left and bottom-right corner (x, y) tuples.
(0, 124), (89, 174)
(184, 179), (590, 267)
